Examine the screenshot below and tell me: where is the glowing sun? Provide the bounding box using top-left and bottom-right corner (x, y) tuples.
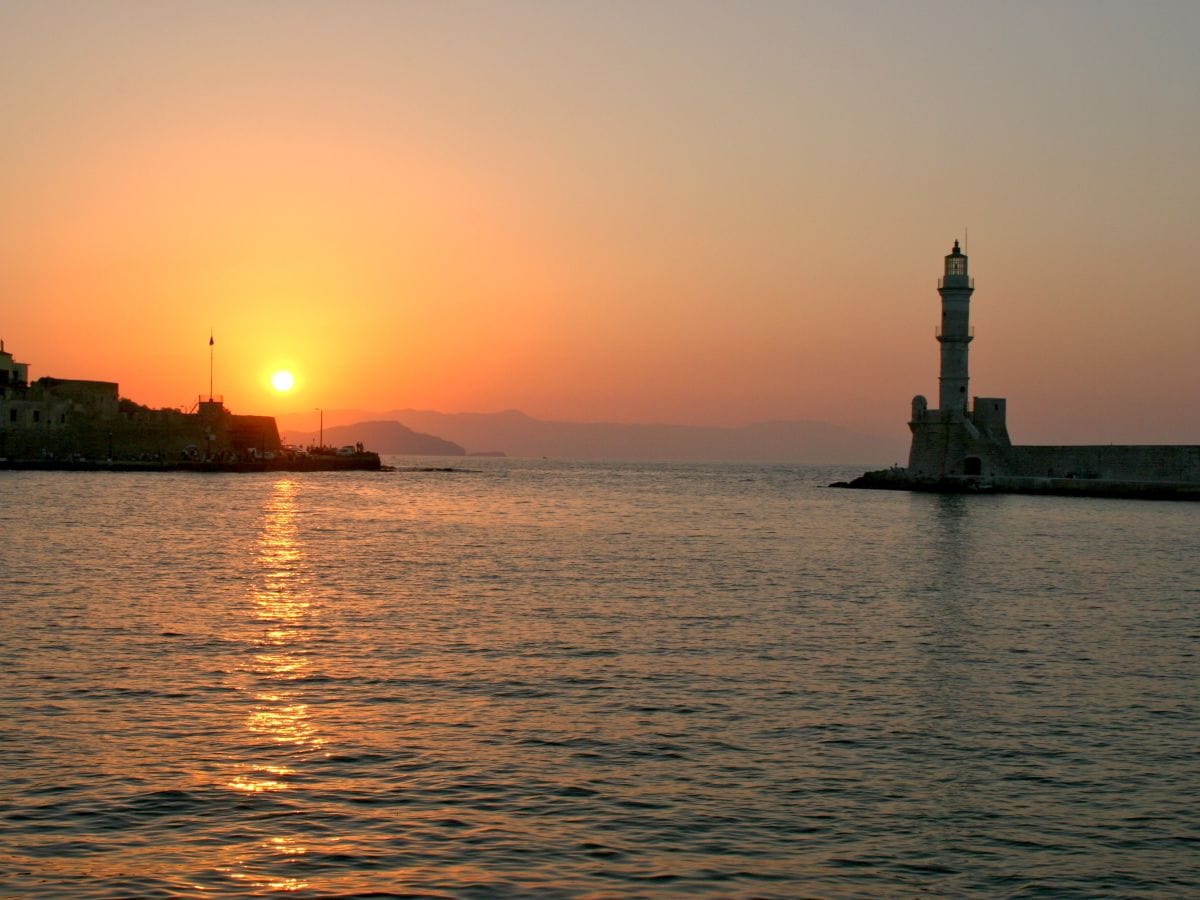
(271, 370), (296, 393)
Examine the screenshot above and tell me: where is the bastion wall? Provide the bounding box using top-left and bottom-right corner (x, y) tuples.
(1006, 445), (1200, 482)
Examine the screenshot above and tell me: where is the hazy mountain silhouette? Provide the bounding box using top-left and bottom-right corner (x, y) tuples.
(281, 409), (902, 463)
(283, 420), (465, 456)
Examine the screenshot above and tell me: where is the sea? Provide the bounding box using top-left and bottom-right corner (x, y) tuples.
(1, 459), (1197, 898)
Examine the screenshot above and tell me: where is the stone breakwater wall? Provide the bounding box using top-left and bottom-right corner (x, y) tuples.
(0, 452), (382, 473)
(0, 409), (281, 462)
(836, 469), (1200, 501)
(1005, 445), (1200, 483)
(989, 475), (1200, 500)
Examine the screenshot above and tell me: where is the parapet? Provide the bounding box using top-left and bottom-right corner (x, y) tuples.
(910, 395), (928, 422)
(971, 397), (1010, 444)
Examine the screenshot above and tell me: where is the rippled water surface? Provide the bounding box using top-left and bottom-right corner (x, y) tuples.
(2, 460), (1198, 897)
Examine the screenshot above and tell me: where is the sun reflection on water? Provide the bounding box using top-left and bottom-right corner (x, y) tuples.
(244, 479), (323, 752)
(226, 765), (294, 793)
(222, 479), (323, 891)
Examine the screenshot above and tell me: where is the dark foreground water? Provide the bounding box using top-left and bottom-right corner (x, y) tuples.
(1, 460), (1197, 897)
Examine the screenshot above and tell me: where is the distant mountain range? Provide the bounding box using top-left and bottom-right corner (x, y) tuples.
(284, 420), (466, 456)
(281, 409), (904, 464)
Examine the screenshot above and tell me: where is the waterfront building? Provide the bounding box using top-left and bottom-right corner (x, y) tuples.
(0, 341), (279, 462)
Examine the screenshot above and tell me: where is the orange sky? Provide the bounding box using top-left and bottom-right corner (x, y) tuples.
(2, 2), (1198, 443)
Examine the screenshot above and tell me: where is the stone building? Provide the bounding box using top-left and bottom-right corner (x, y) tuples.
(0, 342), (280, 462)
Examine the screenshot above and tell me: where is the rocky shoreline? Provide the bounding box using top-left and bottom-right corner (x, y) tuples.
(0, 452), (384, 473)
(833, 468), (1200, 501)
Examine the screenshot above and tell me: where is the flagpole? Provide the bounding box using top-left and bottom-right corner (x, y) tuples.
(208, 330), (214, 402)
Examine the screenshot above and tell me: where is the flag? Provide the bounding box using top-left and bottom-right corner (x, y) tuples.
(209, 334), (214, 347)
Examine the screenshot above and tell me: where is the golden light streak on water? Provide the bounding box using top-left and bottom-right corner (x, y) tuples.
(240, 479), (322, 750)
(252, 653), (310, 678)
(223, 479), (324, 888)
(246, 702), (321, 746)
(267, 836), (309, 856)
(225, 761), (297, 793)
(226, 869), (310, 893)
(226, 772), (289, 793)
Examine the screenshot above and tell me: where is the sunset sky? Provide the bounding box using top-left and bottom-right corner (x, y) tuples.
(2, 1), (1197, 443)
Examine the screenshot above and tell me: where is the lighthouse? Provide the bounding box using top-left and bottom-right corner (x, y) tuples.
(856, 239), (1200, 492)
(937, 239), (974, 414)
(907, 241), (1007, 479)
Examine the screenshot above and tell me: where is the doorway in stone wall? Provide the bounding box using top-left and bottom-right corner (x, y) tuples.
(964, 456), (982, 476)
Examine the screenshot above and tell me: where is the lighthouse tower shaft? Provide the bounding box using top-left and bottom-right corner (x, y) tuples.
(936, 240), (974, 414)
